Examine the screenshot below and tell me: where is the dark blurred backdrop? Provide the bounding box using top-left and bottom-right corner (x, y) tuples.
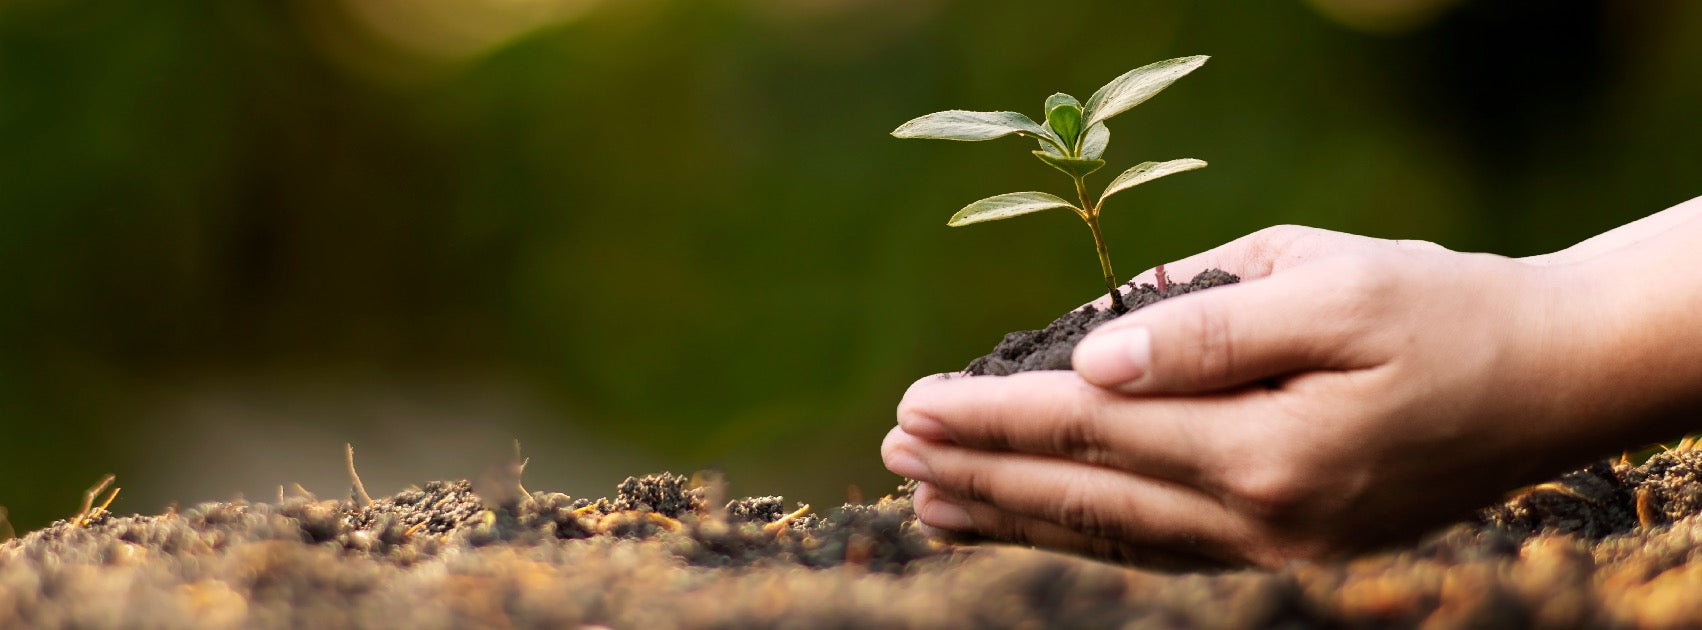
(2, 0), (1698, 531)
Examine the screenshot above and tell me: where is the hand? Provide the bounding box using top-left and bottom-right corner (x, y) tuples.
(882, 225), (1613, 568)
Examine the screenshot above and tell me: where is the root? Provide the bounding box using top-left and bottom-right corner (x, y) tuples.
(763, 504), (811, 536)
(403, 520), (430, 540)
(292, 483), (318, 502)
(572, 503), (603, 517)
(512, 439), (532, 504)
(1506, 481), (1593, 505)
(592, 511), (683, 536)
(1636, 486), (1658, 529)
(0, 506), (14, 543)
(76, 474), (120, 527)
(345, 443), (374, 508)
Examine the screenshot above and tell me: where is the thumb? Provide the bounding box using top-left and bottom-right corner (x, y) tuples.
(1071, 264), (1373, 394)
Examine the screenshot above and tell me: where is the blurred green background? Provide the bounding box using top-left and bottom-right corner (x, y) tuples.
(1, 0), (1698, 532)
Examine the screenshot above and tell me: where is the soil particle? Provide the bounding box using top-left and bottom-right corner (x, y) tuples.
(965, 269), (1240, 376)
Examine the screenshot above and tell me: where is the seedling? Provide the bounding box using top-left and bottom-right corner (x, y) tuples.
(893, 55), (1209, 312)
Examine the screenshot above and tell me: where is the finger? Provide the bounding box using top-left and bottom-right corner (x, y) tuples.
(913, 483), (1237, 569)
(887, 434), (1249, 560)
(896, 371), (1247, 486)
(1072, 260), (1384, 394)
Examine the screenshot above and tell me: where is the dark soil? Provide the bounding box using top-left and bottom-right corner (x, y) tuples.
(5, 451), (1702, 628)
(966, 269), (1240, 376)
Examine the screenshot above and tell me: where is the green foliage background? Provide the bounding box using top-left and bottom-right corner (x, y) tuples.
(1, 0), (1699, 531)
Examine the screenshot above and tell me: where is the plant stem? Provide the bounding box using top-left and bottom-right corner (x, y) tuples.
(1073, 176), (1124, 314)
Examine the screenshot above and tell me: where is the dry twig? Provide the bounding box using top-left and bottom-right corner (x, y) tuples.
(346, 443), (374, 508)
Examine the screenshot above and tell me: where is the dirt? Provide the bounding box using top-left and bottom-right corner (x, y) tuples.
(2, 451), (1701, 628)
(966, 269), (1240, 376)
(6, 271), (1702, 628)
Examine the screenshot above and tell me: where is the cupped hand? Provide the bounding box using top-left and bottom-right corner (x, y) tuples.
(882, 225), (1606, 568)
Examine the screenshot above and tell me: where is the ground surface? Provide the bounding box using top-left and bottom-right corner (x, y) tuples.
(4, 456), (1702, 629)
(7, 271), (1702, 628)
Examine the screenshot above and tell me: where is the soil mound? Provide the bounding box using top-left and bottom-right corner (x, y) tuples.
(966, 270), (1239, 375)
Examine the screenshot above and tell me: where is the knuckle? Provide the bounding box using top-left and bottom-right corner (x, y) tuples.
(1227, 465), (1311, 522)
(1322, 254), (1398, 331)
(1053, 415), (1113, 467)
(1183, 302), (1238, 387)
(1051, 479), (1119, 540)
(1250, 224), (1308, 246)
(954, 466), (996, 505)
(1392, 238), (1448, 253)
(1242, 224), (1313, 263)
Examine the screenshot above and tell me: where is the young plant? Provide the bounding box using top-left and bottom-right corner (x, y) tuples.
(893, 55), (1209, 313)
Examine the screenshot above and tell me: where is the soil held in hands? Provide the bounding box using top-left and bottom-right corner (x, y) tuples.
(7, 271), (1702, 628)
(966, 269), (1239, 376)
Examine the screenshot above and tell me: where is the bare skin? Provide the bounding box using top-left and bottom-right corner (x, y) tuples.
(882, 195), (1702, 568)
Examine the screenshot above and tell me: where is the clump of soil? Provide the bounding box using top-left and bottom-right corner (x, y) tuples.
(5, 451), (1702, 628)
(966, 270), (1240, 375)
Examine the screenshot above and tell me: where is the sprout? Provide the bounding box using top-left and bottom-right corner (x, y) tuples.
(892, 55), (1209, 312)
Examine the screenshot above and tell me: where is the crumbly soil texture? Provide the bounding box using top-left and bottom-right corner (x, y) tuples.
(6, 455), (1702, 629)
(966, 269), (1240, 376)
(6, 276), (1702, 628)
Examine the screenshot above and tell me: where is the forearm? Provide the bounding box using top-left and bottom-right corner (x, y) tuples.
(1540, 198), (1702, 454)
(1524, 195), (1702, 266)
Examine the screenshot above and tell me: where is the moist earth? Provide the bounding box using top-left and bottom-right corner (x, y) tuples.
(966, 269), (1240, 376)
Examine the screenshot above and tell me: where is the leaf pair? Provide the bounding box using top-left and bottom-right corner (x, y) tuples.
(891, 54), (1207, 157)
(946, 159), (1206, 226)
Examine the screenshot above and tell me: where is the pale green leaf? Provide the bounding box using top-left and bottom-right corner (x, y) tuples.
(1098, 159), (1207, 206)
(947, 191), (1080, 227)
(892, 110), (1054, 142)
(1032, 151), (1104, 178)
(1080, 123), (1109, 160)
(1082, 55), (1208, 128)
(1044, 93), (1081, 112)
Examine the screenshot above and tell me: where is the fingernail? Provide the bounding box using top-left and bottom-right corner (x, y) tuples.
(1073, 326), (1150, 386)
(884, 449), (932, 482)
(922, 498), (974, 531)
(900, 413), (950, 440)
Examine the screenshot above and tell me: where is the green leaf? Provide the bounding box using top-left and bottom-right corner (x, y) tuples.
(1098, 159), (1207, 206)
(1042, 93), (1084, 148)
(1032, 151), (1105, 178)
(947, 192), (1081, 227)
(1046, 103), (1083, 149)
(1082, 55), (1208, 129)
(1080, 123), (1109, 160)
(892, 110), (1057, 143)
